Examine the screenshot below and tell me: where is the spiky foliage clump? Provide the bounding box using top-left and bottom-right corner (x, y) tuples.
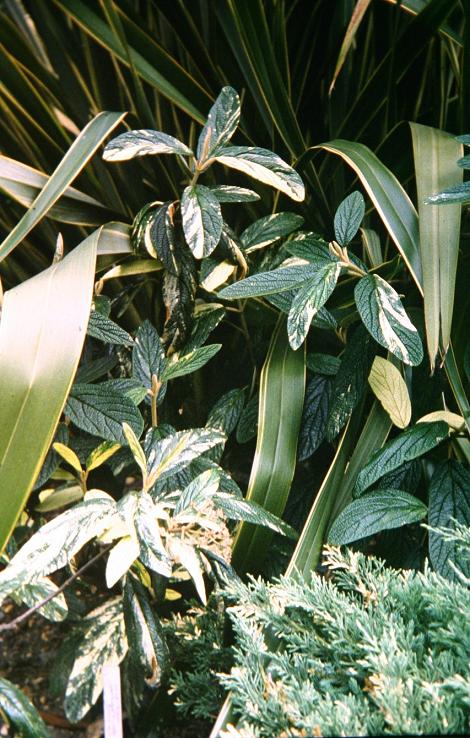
(220, 545), (470, 737)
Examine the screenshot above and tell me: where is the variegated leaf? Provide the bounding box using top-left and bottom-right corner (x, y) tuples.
(181, 184), (223, 259)
(103, 130), (193, 161)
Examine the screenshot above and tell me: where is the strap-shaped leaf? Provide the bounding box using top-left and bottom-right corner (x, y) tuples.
(0, 678), (49, 738)
(0, 112), (125, 262)
(287, 262), (341, 350)
(428, 460), (470, 581)
(355, 421), (448, 495)
(197, 86), (240, 163)
(215, 146), (305, 202)
(328, 489), (427, 544)
(66, 384), (144, 444)
(64, 598), (127, 722)
(123, 576), (169, 688)
(0, 230), (98, 555)
(219, 263), (317, 299)
(355, 274), (423, 365)
(368, 356), (411, 428)
(103, 129), (193, 161)
(334, 190), (365, 245)
(181, 184), (223, 258)
(240, 212), (304, 253)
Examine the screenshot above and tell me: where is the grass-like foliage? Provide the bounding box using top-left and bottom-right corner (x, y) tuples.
(220, 544), (470, 737)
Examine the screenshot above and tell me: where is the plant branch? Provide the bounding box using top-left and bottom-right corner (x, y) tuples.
(0, 545), (112, 632)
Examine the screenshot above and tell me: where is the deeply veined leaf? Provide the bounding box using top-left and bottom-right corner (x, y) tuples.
(174, 470), (221, 517)
(0, 154), (112, 226)
(123, 576), (169, 688)
(207, 388), (246, 436)
(316, 140), (423, 291)
(86, 441), (120, 472)
(355, 421), (448, 495)
(0, 678), (49, 738)
(240, 213), (304, 253)
(106, 536), (139, 588)
(284, 237), (334, 265)
(87, 311), (133, 346)
(368, 356), (411, 428)
(425, 181), (470, 204)
(66, 384), (144, 445)
(298, 375), (332, 461)
(161, 344), (222, 382)
(306, 353), (340, 376)
(208, 185), (260, 203)
(214, 494), (297, 539)
(0, 112), (125, 262)
(0, 497), (115, 586)
(181, 184), (223, 259)
(236, 394), (259, 443)
(64, 598), (127, 722)
(410, 123), (462, 368)
(197, 86), (240, 163)
(147, 428), (226, 485)
(328, 489), (427, 545)
(183, 304), (226, 353)
(428, 461), (470, 581)
(334, 191), (365, 245)
(53, 442), (82, 474)
(0, 229), (98, 555)
(215, 146), (305, 202)
(355, 274), (423, 365)
(232, 320), (305, 575)
(219, 263), (317, 299)
(147, 202), (178, 274)
(326, 324), (376, 440)
(287, 262), (341, 350)
(103, 129), (193, 161)
(132, 320), (166, 402)
(100, 379), (147, 406)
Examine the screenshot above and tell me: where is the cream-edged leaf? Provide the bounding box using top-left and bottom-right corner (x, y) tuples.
(103, 129), (193, 161)
(106, 536), (140, 588)
(181, 184), (223, 259)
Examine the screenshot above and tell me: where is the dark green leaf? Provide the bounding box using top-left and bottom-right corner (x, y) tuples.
(306, 353), (340, 376)
(355, 274), (423, 365)
(161, 344), (221, 381)
(287, 262), (341, 349)
(33, 423), (69, 490)
(181, 184), (223, 259)
(66, 384), (144, 444)
(207, 388), (246, 436)
(0, 678), (49, 738)
(334, 191), (365, 246)
(99, 378), (147, 405)
(87, 311), (133, 347)
(219, 264), (317, 299)
(428, 460), (470, 581)
(371, 459), (422, 495)
(103, 129), (193, 161)
(284, 236), (334, 264)
(213, 494), (297, 539)
(183, 305), (225, 353)
(208, 185), (260, 203)
(326, 324), (376, 440)
(197, 86), (240, 163)
(75, 355), (118, 384)
(425, 181), (470, 205)
(64, 598), (127, 722)
(328, 490), (427, 544)
(132, 320), (166, 400)
(123, 576), (169, 688)
(355, 421), (448, 495)
(236, 393), (258, 443)
(148, 201), (178, 274)
(215, 146), (305, 201)
(162, 240), (197, 352)
(240, 213), (304, 253)
(298, 376), (332, 461)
